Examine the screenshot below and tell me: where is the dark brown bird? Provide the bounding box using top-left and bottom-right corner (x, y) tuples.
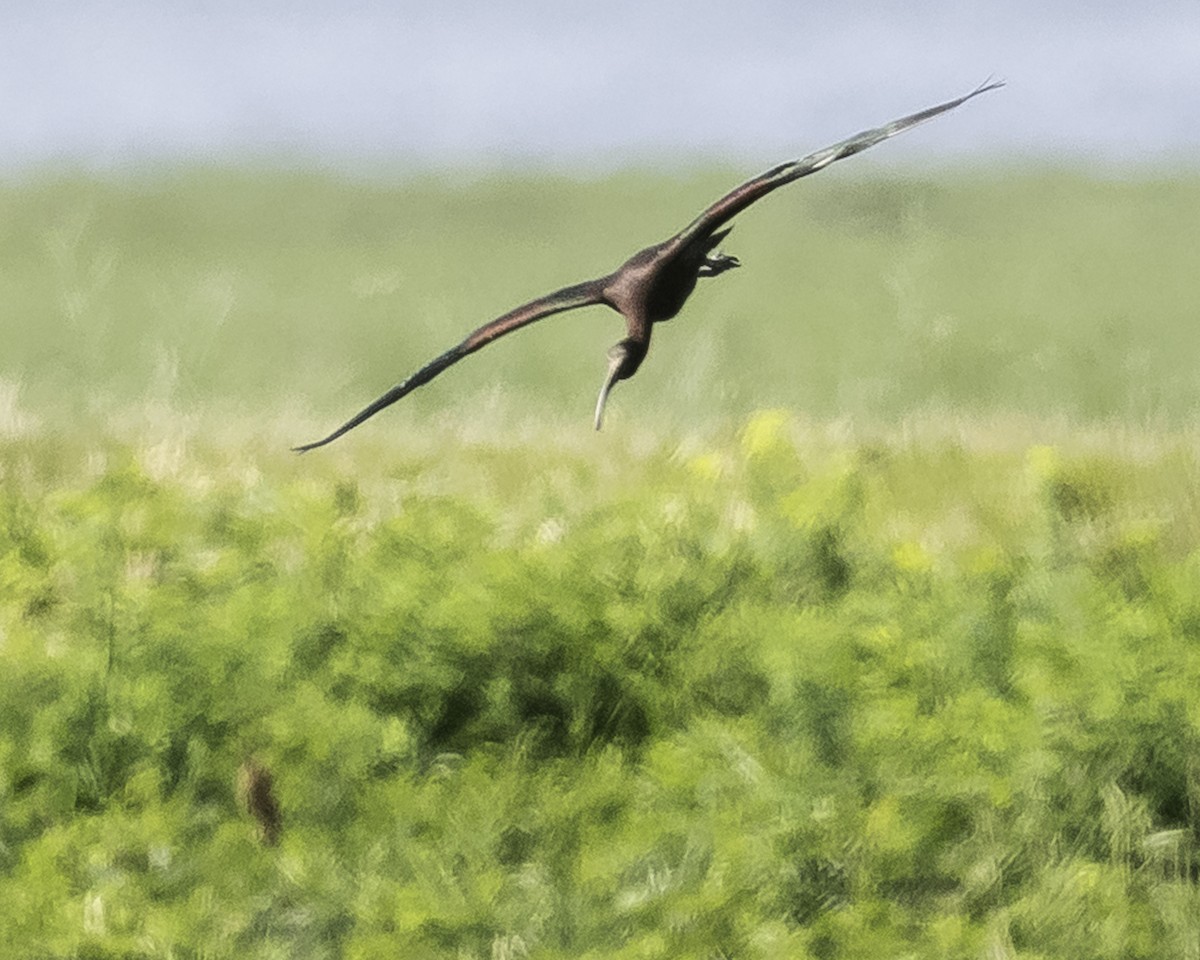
(296, 80), (1002, 450)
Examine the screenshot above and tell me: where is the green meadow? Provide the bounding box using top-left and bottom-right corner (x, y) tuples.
(5, 168), (1199, 429)
(2, 168), (1200, 958)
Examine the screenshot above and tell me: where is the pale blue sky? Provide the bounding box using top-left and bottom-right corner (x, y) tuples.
(4, 1), (1197, 170)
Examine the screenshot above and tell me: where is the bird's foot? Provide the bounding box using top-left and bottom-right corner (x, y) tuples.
(699, 252), (741, 277)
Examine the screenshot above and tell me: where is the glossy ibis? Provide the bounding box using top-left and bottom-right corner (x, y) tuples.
(296, 80), (1002, 450)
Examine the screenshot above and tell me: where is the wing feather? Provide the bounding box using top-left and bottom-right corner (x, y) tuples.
(673, 79), (1004, 249)
(294, 278), (608, 451)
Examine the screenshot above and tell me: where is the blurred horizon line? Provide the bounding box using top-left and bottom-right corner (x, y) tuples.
(5, 3), (1198, 176)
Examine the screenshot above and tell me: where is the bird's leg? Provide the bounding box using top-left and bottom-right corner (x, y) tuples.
(697, 226), (740, 277)
(698, 252), (741, 277)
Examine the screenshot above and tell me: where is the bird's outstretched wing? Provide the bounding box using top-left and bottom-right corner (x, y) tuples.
(673, 78), (1004, 249)
(294, 277), (609, 451)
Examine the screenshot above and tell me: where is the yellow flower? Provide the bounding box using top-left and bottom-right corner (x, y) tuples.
(740, 409), (791, 460)
(892, 540), (932, 574)
(687, 451), (724, 481)
(1025, 444), (1060, 481)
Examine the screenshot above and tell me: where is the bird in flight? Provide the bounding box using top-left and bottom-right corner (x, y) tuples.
(295, 79), (1003, 451)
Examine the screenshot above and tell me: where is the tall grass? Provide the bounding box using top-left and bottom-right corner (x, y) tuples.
(5, 419), (1200, 957)
(3, 168), (1200, 958)
(2, 169), (1197, 437)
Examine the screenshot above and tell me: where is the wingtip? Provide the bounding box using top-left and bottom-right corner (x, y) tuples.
(292, 426), (351, 453)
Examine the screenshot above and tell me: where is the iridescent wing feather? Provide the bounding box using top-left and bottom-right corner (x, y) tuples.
(296, 81), (1003, 449)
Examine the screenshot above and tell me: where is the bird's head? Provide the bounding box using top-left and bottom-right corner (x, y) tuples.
(594, 338), (647, 431)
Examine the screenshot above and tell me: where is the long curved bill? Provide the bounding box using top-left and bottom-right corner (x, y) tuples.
(593, 354), (624, 431)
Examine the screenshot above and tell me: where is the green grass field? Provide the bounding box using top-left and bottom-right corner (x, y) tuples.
(4, 168), (1198, 432)
(2, 168), (1200, 958)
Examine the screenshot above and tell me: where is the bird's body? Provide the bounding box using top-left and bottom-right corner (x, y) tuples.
(296, 80), (1002, 451)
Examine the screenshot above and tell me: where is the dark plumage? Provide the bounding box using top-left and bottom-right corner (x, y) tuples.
(296, 80), (1002, 450)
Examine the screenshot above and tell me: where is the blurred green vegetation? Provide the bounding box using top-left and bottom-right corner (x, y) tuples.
(1, 168), (1197, 431)
(3, 168), (1200, 957)
(4, 417), (1200, 957)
